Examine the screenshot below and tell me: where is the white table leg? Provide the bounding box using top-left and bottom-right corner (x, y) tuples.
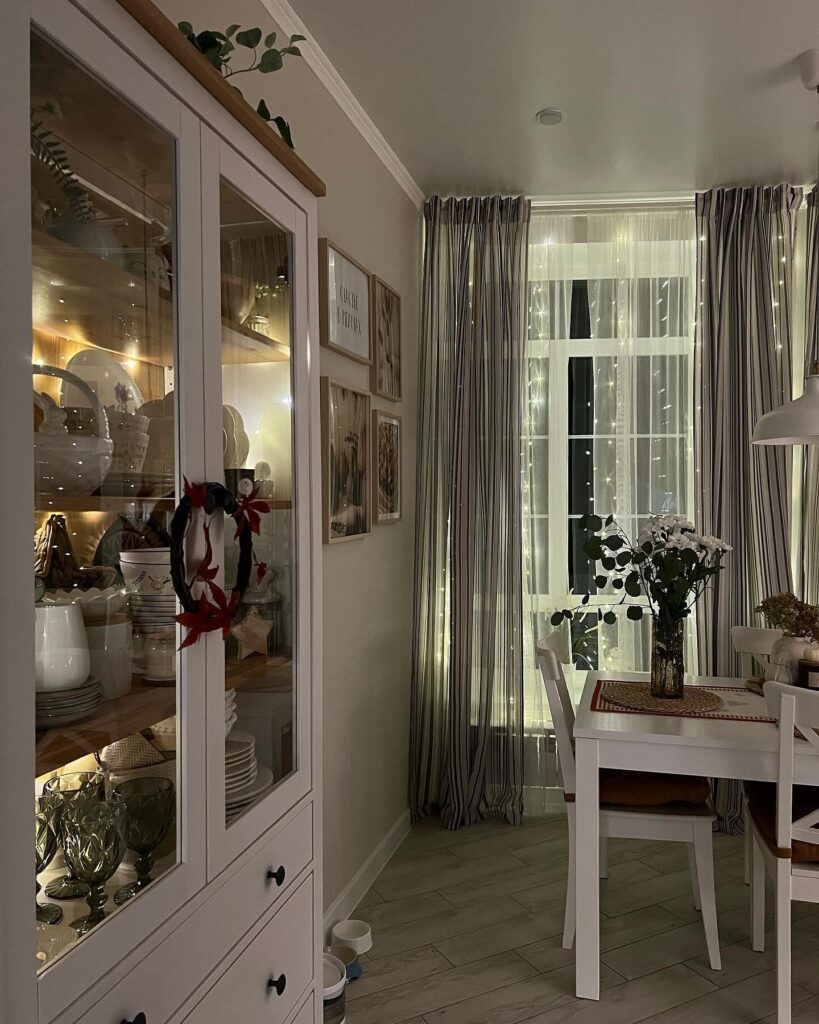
(575, 736), (600, 1000)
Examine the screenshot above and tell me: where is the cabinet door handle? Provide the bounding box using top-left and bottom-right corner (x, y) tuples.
(121, 1015), (146, 1024)
(267, 865), (286, 886)
(268, 973), (287, 996)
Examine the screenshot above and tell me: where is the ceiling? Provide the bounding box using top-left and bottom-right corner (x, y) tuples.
(288, 0), (819, 198)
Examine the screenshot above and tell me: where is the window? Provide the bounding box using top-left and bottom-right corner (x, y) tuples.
(523, 209), (697, 720)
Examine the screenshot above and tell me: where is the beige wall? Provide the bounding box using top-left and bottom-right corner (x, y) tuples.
(157, 0), (420, 910)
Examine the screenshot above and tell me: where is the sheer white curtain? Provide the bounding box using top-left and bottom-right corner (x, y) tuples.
(523, 208), (696, 809)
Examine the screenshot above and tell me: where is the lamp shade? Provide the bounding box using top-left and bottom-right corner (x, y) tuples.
(752, 375), (819, 445)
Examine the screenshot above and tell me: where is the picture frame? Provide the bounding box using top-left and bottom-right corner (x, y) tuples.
(370, 275), (402, 401)
(373, 409), (402, 524)
(319, 239), (372, 364)
(320, 378), (371, 543)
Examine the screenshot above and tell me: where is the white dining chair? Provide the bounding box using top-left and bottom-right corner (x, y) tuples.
(748, 681), (819, 1024)
(536, 632), (722, 969)
(732, 626), (784, 885)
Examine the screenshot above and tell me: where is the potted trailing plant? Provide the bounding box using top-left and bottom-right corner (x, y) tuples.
(756, 592), (819, 684)
(177, 22), (305, 148)
(551, 514), (731, 699)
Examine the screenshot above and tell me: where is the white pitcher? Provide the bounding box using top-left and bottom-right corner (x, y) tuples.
(34, 604), (91, 691)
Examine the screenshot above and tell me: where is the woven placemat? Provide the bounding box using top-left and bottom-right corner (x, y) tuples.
(601, 681), (724, 715)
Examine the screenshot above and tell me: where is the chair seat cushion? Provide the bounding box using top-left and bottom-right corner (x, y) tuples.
(746, 781), (819, 862)
(599, 769), (710, 807)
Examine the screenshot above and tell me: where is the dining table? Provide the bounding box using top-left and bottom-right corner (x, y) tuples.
(573, 670), (819, 1000)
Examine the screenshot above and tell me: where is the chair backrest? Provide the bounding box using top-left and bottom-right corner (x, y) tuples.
(731, 626), (783, 673)
(535, 631), (576, 797)
(765, 681), (819, 853)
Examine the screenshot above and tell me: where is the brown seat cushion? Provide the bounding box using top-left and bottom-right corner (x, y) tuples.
(746, 781), (819, 862)
(598, 769), (710, 808)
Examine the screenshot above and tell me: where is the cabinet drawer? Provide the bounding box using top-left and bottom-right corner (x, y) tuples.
(66, 805), (312, 1024)
(185, 875), (314, 1024)
(291, 995), (315, 1024)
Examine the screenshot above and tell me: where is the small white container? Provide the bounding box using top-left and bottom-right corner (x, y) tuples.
(323, 953), (346, 1024)
(330, 919), (372, 955)
(34, 604), (90, 691)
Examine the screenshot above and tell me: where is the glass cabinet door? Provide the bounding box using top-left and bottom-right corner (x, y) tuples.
(30, 22), (204, 978)
(202, 137), (312, 866)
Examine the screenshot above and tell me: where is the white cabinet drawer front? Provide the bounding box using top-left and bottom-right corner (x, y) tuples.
(66, 805), (313, 1024)
(291, 994), (315, 1024)
(185, 875), (314, 1024)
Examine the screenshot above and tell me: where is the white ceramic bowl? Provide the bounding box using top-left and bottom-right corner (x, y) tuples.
(120, 548), (171, 564)
(330, 919), (372, 955)
(42, 585), (128, 621)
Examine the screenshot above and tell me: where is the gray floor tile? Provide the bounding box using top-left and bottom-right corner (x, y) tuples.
(346, 945), (452, 1001)
(433, 903), (566, 966)
(344, 951), (536, 1024)
(376, 853), (528, 902)
(355, 892), (454, 932)
(513, 859), (661, 914)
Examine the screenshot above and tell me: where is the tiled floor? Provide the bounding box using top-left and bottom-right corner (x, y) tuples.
(345, 813), (819, 1024)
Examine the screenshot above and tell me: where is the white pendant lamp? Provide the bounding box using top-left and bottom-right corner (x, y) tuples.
(753, 362), (819, 445)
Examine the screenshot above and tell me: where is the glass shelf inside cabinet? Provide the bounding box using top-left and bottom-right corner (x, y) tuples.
(219, 181), (296, 827)
(31, 30), (180, 971)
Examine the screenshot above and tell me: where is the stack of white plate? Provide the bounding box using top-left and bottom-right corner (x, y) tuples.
(225, 689), (238, 737)
(225, 728), (274, 822)
(36, 676), (102, 728)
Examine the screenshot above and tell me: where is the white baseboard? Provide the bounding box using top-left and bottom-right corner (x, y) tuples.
(323, 808), (411, 938)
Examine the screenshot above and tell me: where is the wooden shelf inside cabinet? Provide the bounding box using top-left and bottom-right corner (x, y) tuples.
(221, 318), (290, 365)
(35, 677), (176, 775)
(226, 655), (292, 693)
(35, 493), (176, 513)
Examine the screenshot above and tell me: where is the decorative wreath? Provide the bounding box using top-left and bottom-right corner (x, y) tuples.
(170, 478), (270, 649)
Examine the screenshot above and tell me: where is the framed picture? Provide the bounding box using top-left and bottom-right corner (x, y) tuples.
(320, 378), (371, 543)
(319, 239), (371, 364)
(373, 410), (402, 524)
(370, 276), (402, 400)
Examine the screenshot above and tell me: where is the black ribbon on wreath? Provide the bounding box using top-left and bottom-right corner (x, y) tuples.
(169, 479), (268, 648)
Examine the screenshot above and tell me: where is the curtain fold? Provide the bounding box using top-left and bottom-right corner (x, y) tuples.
(411, 195), (530, 829)
(694, 184), (802, 832)
(802, 186), (819, 604)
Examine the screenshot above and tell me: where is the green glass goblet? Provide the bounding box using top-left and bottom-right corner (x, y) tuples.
(61, 794), (127, 935)
(113, 777), (175, 906)
(43, 772), (105, 901)
(35, 793), (63, 925)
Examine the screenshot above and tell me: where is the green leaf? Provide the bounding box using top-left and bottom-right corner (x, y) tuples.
(178, 20), (194, 35)
(550, 611), (564, 626)
(612, 578), (624, 590)
(256, 98), (272, 120)
(603, 611), (617, 625)
(680, 547), (699, 566)
(594, 575), (607, 588)
(271, 115), (294, 148)
(581, 593), (590, 605)
(282, 45), (302, 56)
(290, 33), (306, 43)
(259, 48), (284, 72)
(625, 577), (642, 598)
(642, 541), (653, 554)
(265, 31), (277, 47)
(615, 551), (632, 567)
(236, 27), (263, 47)
(226, 24), (241, 37)
(605, 514), (614, 526)
(627, 605), (643, 620)
(673, 578), (689, 594)
(601, 556), (616, 571)
(584, 514), (603, 531)
(582, 539), (604, 560)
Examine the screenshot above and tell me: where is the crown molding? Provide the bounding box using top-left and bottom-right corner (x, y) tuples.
(259, 0), (425, 209)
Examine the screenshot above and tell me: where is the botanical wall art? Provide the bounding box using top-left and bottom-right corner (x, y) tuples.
(321, 378), (371, 543)
(371, 276), (402, 400)
(373, 410), (401, 523)
(319, 239), (371, 364)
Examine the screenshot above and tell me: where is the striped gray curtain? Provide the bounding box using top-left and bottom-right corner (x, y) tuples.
(410, 195), (529, 829)
(694, 184), (801, 832)
(803, 186), (819, 604)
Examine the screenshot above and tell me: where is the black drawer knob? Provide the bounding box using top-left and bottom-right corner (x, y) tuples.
(268, 974), (287, 996)
(267, 865), (286, 886)
(121, 1015), (146, 1024)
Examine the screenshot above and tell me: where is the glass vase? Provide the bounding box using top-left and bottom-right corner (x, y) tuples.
(650, 617), (685, 699)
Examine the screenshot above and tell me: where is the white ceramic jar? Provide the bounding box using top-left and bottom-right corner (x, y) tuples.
(34, 604), (90, 690)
